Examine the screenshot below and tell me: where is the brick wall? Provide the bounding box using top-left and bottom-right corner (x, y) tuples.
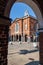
(39, 32), (43, 65)
(10, 16), (37, 37)
(23, 17), (37, 36)
(0, 16), (10, 65)
(0, 0), (8, 15)
(10, 19), (22, 36)
(23, 17), (30, 36)
(30, 18), (37, 36)
(0, 25), (9, 65)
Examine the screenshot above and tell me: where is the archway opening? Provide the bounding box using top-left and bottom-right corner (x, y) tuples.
(9, 2), (37, 21)
(8, 2), (40, 65)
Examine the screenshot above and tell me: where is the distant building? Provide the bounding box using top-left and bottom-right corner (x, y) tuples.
(9, 15), (39, 42)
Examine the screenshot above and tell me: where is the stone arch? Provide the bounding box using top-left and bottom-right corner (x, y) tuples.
(4, 0), (43, 28)
(0, 0), (43, 65)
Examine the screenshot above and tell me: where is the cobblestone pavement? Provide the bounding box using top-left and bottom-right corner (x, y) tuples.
(8, 42), (39, 65)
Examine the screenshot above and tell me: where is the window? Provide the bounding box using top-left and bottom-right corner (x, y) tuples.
(36, 23), (39, 31)
(15, 23), (19, 32)
(24, 24), (27, 30)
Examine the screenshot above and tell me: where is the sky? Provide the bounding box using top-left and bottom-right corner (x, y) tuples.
(10, 2), (37, 21)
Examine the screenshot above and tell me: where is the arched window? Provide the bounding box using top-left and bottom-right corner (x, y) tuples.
(15, 23), (19, 32)
(24, 24), (27, 30)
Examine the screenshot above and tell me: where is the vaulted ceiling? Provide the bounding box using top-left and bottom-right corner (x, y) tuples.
(33, 0), (43, 15)
(0, 0), (43, 16)
(0, 0), (8, 15)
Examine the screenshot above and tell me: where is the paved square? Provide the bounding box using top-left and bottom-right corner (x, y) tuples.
(8, 42), (39, 65)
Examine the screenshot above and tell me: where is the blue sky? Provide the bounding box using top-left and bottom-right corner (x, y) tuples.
(10, 2), (36, 21)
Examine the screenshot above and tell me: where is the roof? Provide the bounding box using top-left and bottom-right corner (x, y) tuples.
(22, 15), (37, 20)
(11, 15), (37, 26)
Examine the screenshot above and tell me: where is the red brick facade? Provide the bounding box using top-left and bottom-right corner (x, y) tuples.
(10, 18), (22, 36)
(9, 16), (38, 42)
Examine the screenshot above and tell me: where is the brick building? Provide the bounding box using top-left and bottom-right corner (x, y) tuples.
(9, 15), (39, 42)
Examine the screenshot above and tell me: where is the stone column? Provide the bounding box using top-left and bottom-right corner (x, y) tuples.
(13, 35), (14, 42)
(0, 15), (11, 65)
(39, 28), (43, 65)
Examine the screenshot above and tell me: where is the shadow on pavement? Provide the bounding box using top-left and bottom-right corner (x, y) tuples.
(8, 52), (18, 55)
(8, 49), (39, 55)
(25, 61), (39, 65)
(19, 49), (39, 55)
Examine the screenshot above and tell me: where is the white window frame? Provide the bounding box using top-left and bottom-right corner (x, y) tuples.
(15, 23), (19, 33)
